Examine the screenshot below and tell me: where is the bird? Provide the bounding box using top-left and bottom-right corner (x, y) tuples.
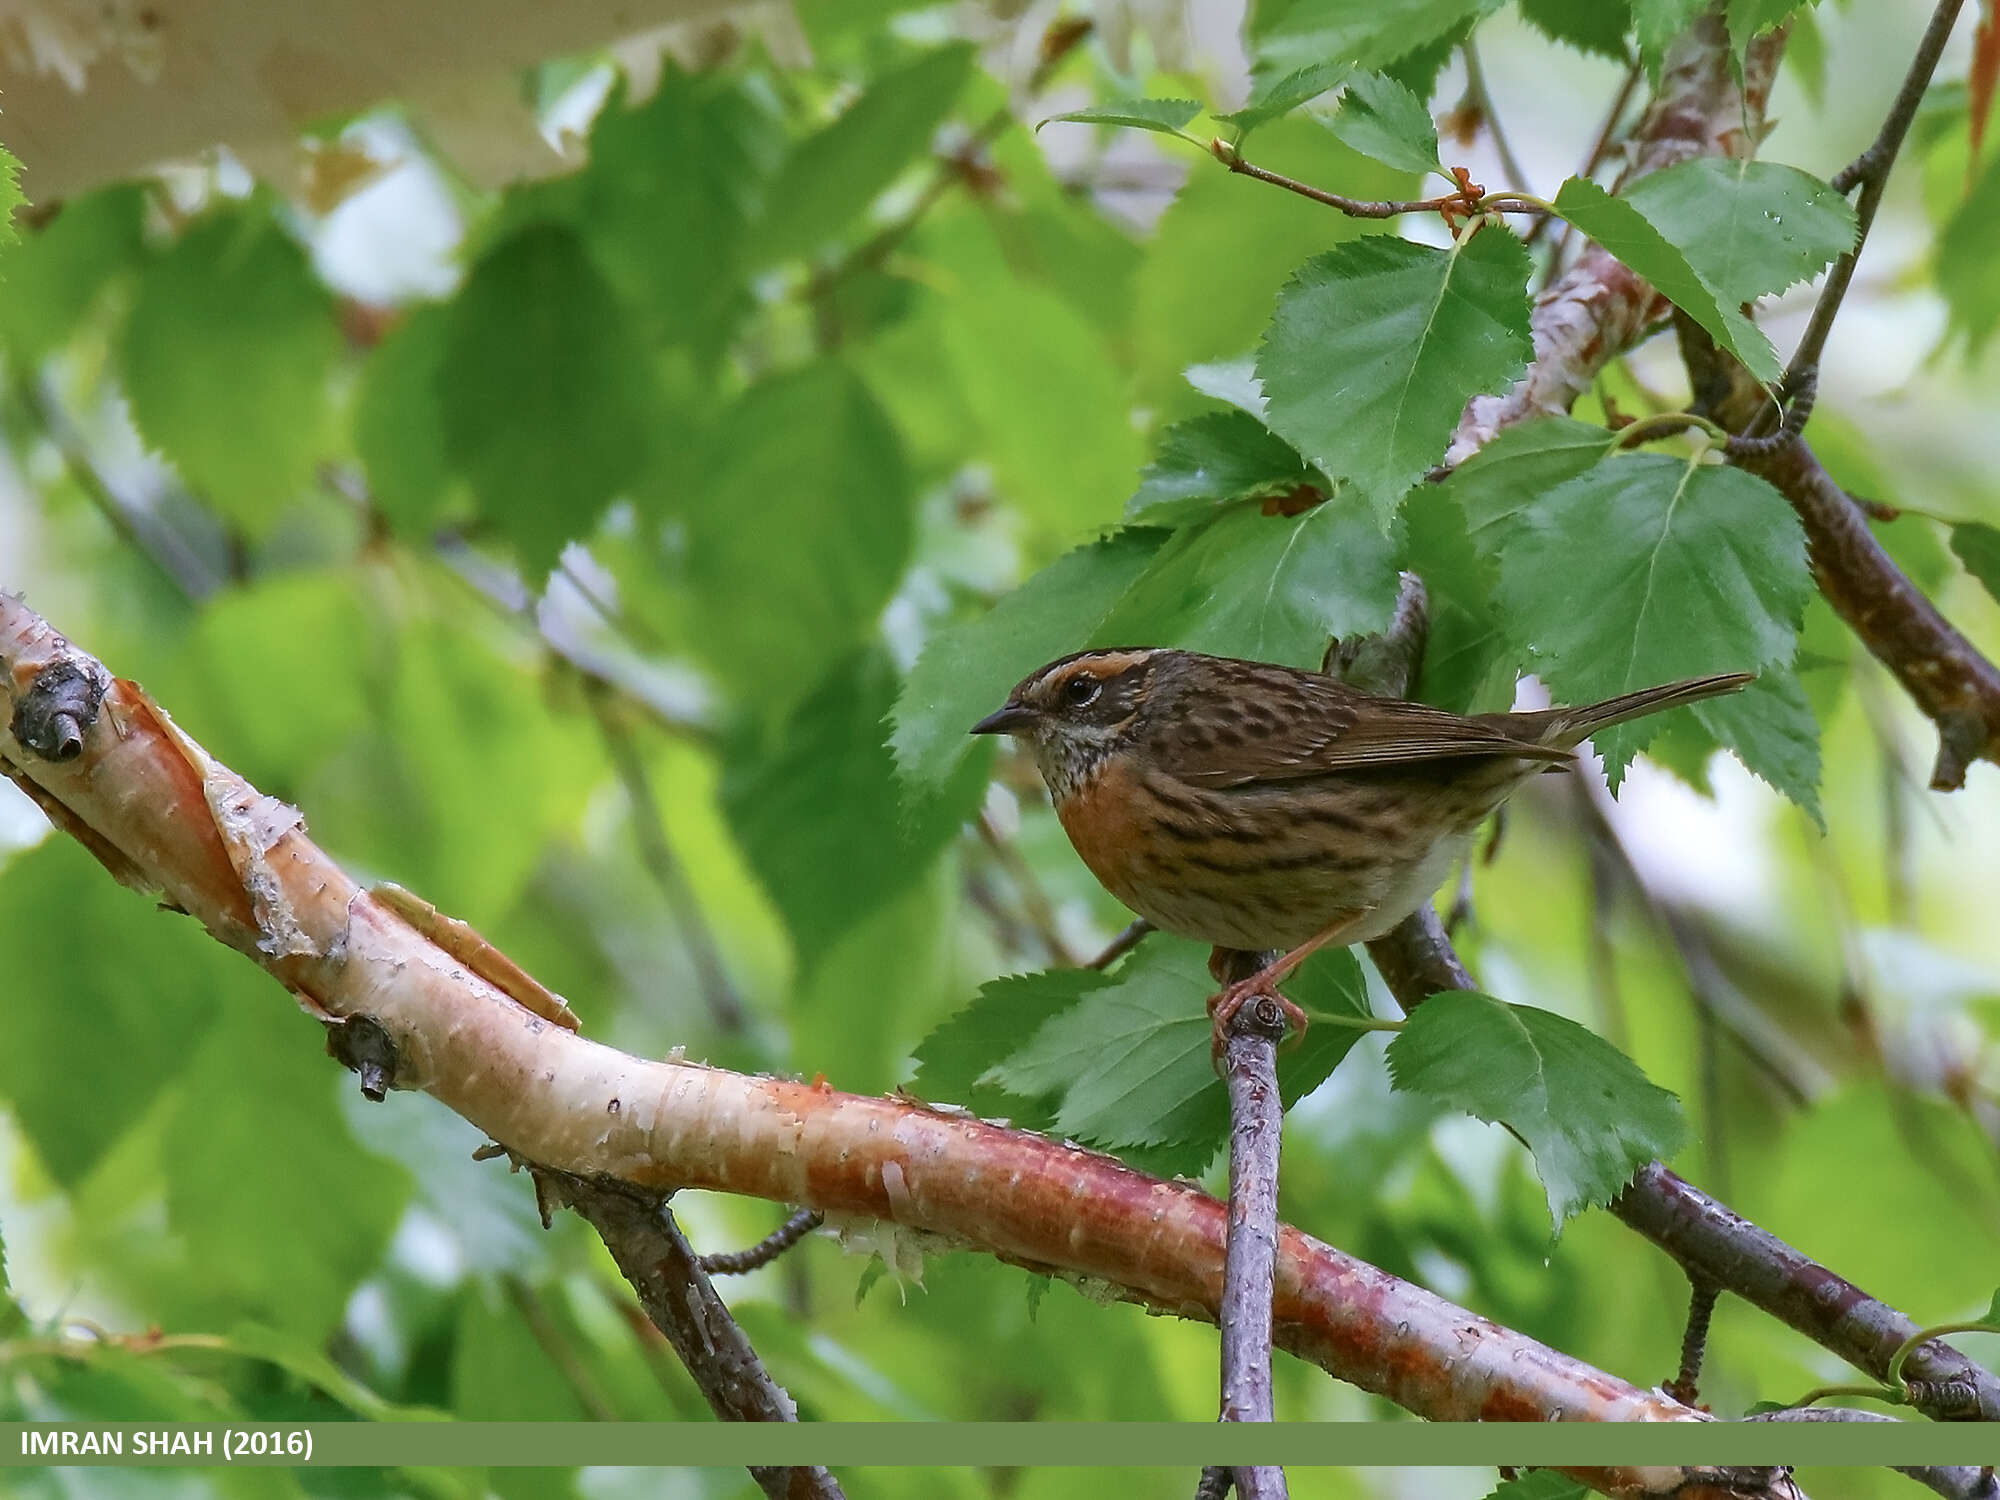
(970, 648), (1750, 1056)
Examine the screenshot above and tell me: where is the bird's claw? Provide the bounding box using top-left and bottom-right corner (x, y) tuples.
(1207, 979), (1308, 1066)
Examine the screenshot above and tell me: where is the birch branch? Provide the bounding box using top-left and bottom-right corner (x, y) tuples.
(0, 592), (1775, 1500)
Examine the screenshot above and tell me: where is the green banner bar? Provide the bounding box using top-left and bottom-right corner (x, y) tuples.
(3, 1422), (1997, 1468)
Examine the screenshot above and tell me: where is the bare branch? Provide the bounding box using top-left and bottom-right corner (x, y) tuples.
(1364, 911), (2000, 1421)
(1214, 948), (1290, 1500)
(546, 1174), (842, 1500)
(1768, 0), (1968, 413)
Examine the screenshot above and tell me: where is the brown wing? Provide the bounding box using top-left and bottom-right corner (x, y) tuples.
(1155, 663), (1569, 789)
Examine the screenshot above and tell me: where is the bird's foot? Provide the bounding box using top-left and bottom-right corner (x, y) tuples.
(1207, 976), (1308, 1066)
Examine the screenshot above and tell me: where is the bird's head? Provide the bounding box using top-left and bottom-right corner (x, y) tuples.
(970, 648), (1167, 798)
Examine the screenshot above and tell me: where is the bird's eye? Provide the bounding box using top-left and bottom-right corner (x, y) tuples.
(1064, 676), (1102, 708)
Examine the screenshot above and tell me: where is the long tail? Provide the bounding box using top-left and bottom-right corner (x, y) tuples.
(1538, 672), (1755, 748)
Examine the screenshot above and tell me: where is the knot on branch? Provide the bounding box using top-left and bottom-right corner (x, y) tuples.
(9, 657), (110, 761)
(325, 1014), (401, 1102)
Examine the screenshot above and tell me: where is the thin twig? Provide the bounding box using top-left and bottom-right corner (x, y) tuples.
(1213, 950), (1289, 1500)
(1665, 1275), (1720, 1407)
(1572, 778), (1824, 1108)
(1761, 0), (1967, 429)
(544, 1174), (842, 1500)
(1194, 1469), (1235, 1500)
(503, 1275), (622, 1422)
(1211, 141), (1547, 221)
(588, 686), (748, 1035)
(1365, 911), (1999, 1420)
(1461, 38), (1534, 198)
(976, 810), (1078, 966)
(1527, 58), (1643, 262)
(15, 375), (220, 602)
(699, 1209), (824, 1276)
(1746, 1409), (2000, 1500)
(1088, 918), (1154, 970)
(816, 17), (1092, 298)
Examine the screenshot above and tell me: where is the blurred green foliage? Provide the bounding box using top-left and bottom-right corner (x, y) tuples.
(0, 1), (1997, 1496)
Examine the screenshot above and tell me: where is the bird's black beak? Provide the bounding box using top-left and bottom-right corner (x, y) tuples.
(970, 701), (1037, 736)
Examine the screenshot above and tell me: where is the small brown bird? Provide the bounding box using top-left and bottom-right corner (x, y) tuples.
(971, 649), (1750, 1052)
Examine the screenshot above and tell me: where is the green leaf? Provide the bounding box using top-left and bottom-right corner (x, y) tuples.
(1551, 175), (1779, 385)
(1979, 1289), (2000, 1328)
(117, 206), (339, 530)
(165, 1000), (412, 1337)
(1621, 158), (1856, 299)
(437, 223), (656, 579)
(1253, 0), (1503, 74)
(1479, 1473), (1591, 1500)
(1443, 415), (1620, 568)
(1690, 667), (1823, 823)
(1385, 991), (1687, 1225)
(724, 648), (989, 973)
(354, 300), (456, 535)
(1727, 0), (1815, 60)
(1631, 0), (1707, 75)
(1256, 228), (1534, 521)
(1134, 118), (1416, 415)
(933, 234), (1145, 532)
(0, 184), (147, 362)
(1951, 521), (2000, 604)
(1518, 0), (1633, 60)
(0, 142), (21, 253)
(1220, 63), (1353, 137)
(1939, 152), (2000, 351)
(1126, 410), (1317, 525)
(1039, 99), (1202, 138)
(0, 840), (229, 1185)
(1397, 488), (1519, 714)
(1099, 498), (1403, 668)
(759, 43), (977, 262)
(989, 936), (1374, 1173)
(911, 968), (1120, 1126)
(1327, 72), (1441, 176)
(1493, 453), (1813, 784)
(891, 529), (1168, 788)
(675, 362), (912, 704)
(580, 70), (781, 359)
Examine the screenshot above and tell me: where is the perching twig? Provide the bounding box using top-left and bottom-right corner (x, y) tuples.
(1213, 948), (1290, 1500)
(698, 1209), (825, 1276)
(543, 1174), (842, 1500)
(1194, 1468), (1236, 1500)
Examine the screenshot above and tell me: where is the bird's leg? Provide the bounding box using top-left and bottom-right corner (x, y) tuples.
(1206, 909), (1373, 1062)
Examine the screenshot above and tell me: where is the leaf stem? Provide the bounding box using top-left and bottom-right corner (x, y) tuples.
(1885, 1321), (2000, 1389)
(1785, 1381), (1907, 1410)
(1612, 410), (1730, 448)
